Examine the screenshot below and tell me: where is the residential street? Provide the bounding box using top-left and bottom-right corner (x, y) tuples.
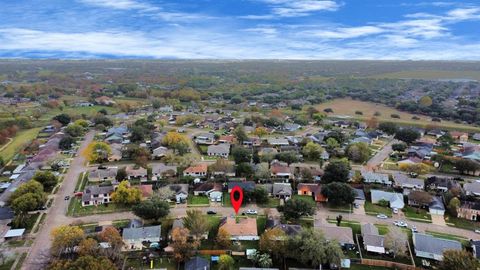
(22, 131), (95, 270)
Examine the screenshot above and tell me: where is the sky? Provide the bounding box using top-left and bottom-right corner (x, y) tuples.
(0, 0), (480, 59)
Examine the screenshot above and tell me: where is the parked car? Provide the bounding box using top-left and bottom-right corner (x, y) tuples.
(64, 195), (70, 200)
(243, 209), (258, 215)
(411, 225), (418, 233)
(207, 210), (217, 215)
(394, 221), (408, 227)
(474, 229), (480, 234)
(393, 208), (399, 214)
(377, 214), (388, 219)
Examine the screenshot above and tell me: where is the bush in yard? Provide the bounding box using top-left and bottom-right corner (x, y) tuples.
(377, 199), (389, 207)
(321, 182), (355, 206)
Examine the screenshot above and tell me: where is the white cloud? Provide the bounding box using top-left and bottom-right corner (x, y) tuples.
(303, 26), (384, 39)
(244, 0), (340, 19)
(78, 0), (157, 11)
(244, 27), (278, 36)
(445, 7), (480, 21)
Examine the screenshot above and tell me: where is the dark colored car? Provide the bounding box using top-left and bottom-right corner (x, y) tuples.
(207, 210), (217, 215)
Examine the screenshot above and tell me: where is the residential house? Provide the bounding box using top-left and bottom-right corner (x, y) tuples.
(267, 138), (289, 147)
(151, 163), (177, 181)
(462, 145), (480, 161)
(297, 183), (326, 202)
(219, 217), (259, 240)
(195, 133), (215, 145)
(259, 147), (278, 156)
(89, 167), (118, 182)
(185, 257), (210, 270)
(413, 233), (461, 261)
(450, 131), (469, 142)
(95, 96), (116, 106)
(218, 135), (235, 144)
(193, 182), (222, 196)
(167, 184), (189, 203)
(126, 166), (148, 181)
(407, 144), (433, 160)
(370, 190), (405, 209)
(333, 121), (351, 129)
(361, 170), (391, 185)
(457, 201), (480, 221)
(105, 134), (123, 144)
(266, 218), (301, 237)
(429, 196), (445, 216)
(464, 181), (480, 196)
(361, 223), (385, 254)
(426, 129), (445, 138)
(425, 177), (461, 193)
(138, 184), (153, 199)
(316, 224), (355, 248)
(352, 136), (373, 145)
(473, 133), (480, 141)
(393, 173), (424, 194)
(122, 225), (161, 251)
(183, 163), (208, 178)
(272, 183), (292, 200)
(228, 181), (255, 193)
(81, 185), (114, 206)
(207, 144), (230, 158)
(152, 146), (170, 159)
(172, 219), (208, 240)
(270, 160), (293, 179)
(283, 123), (301, 132)
(108, 143), (123, 161)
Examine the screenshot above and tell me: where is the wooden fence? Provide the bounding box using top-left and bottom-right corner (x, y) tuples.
(361, 259), (422, 270)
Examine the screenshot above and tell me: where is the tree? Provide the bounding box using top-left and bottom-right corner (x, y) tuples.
(115, 167), (127, 181)
(325, 137), (339, 150)
(49, 255), (116, 270)
(82, 141), (111, 163)
(322, 159), (351, 183)
(132, 196), (169, 221)
(447, 197), (460, 217)
(288, 228), (343, 268)
(171, 227), (199, 262)
(231, 146), (252, 164)
(346, 142), (371, 163)
(366, 117), (378, 129)
(156, 186), (176, 201)
(93, 115), (113, 127)
(259, 228), (287, 258)
(132, 147), (151, 168)
(419, 95), (433, 107)
(321, 182), (355, 206)
(51, 225), (85, 258)
(53, 113), (71, 126)
(233, 125), (248, 143)
(378, 122), (398, 135)
(408, 190), (433, 208)
(275, 151), (299, 166)
(236, 162), (253, 177)
(183, 209), (210, 239)
(33, 171), (58, 192)
(302, 142), (324, 161)
(65, 124), (85, 137)
(216, 228), (232, 249)
(252, 252), (272, 268)
(218, 255), (235, 270)
(392, 143), (407, 152)
(11, 192), (44, 213)
(455, 159), (480, 175)
(439, 250), (480, 270)
(394, 128), (420, 144)
(74, 119), (89, 128)
(253, 127), (268, 138)
(248, 187), (269, 204)
(59, 136), (75, 150)
(162, 131), (190, 155)
(111, 181), (142, 205)
(281, 197), (316, 220)
(384, 227), (407, 258)
(255, 163), (270, 179)
(78, 238), (99, 257)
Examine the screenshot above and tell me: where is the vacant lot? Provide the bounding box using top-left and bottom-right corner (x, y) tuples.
(316, 98), (480, 132)
(0, 127), (42, 163)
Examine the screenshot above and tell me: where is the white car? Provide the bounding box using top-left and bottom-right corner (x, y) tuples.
(474, 229), (480, 234)
(244, 209), (258, 215)
(393, 208), (399, 214)
(411, 225), (418, 233)
(394, 221), (408, 227)
(377, 214), (388, 219)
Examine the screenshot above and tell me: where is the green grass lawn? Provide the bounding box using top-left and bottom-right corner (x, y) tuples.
(74, 172), (85, 191)
(292, 194), (314, 202)
(67, 197), (130, 217)
(325, 202), (352, 213)
(364, 201), (392, 217)
(258, 197), (280, 208)
(402, 206), (432, 222)
(222, 191), (232, 207)
(445, 215), (480, 230)
(0, 259), (15, 270)
(327, 218), (362, 235)
(14, 253), (27, 270)
(187, 195), (210, 205)
(0, 127), (42, 163)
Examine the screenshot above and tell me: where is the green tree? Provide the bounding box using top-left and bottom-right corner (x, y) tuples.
(302, 142), (324, 161)
(252, 252), (272, 268)
(233, 125), (249, 144)
(322, 159), (351, 183)
(64, 124), (85, 137)
(394, 128), (420, 144)
(115, 167), (127, 181)
(183, 209), (210, 239)
(288, 228), (343, 268)
(321, 182), (356, 206)
(248, 187), (269, 204)
(439, 250), (480, 270)
(9, 180), (46, 209)
(11, 193), (44, 213)
(378, 122), (398, 135)
(231, 146), (252, 163)
(132, 196), (170, 220)
(53, 113), (71, 126)
(33, 171), (58, 192)
(59, 136), (75, 150)
(111, 181), (142, 205)
(275, 151), (299, 166)
(218, 255), (235, 270)
(346, 142), (371, 163)
(280, 197), (316, 220)
(447, 197), (461, 217)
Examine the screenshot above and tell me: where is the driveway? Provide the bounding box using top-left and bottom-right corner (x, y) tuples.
(366, 139), (396, 169)
(431, 214), (446, 226)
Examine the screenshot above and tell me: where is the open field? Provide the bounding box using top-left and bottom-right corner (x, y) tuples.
(0, 127), (42, 163)
(316, 98), (480, 132)
(370, 70), (480, 81)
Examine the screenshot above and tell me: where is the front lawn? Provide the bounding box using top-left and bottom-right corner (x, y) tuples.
(364, 201), (392, 217)
(67, 197), (130, 217)
(187, 195), (210, 205)
(402, 206), (432, 222)
(325, 202), (352, 213)
(445, 215), (480, 230)
(222, 192), (232, 207)
(258, 197), (280, 208)
(0, 127), (42, 163)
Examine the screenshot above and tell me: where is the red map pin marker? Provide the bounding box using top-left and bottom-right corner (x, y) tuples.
(230, 186), (243, 214)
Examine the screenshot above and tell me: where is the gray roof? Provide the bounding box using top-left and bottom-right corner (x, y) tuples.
(393, 173), (424, 188)
(413, 233), (461, 255)
(363, 234), (385, 248)
(429, 196), (445, 211)
(272, 183), (292, 196)
(82, 185), (114, 202)
(168, 184), (189, 195)
(89, 167), (118, 180)
(207, 144), (230, 154)
(317, 225), (354, 245)
(267, 138), (289, 146)
(362, 170), (391, 184)
(361, 223), (379, 236)
(151, 163), (177, 175)
(354, 189), (366, 200)
(464, 181), (480, 194)
(122, 225), (161, 241)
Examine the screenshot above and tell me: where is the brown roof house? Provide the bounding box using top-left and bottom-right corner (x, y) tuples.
(316, 224), (355, 248)
(297, 183), (326, 202)
(126, 166), (148, 181)
(270, 160), (293, 179)
(219, 217), (259, 241)
(151, 163), (177, 181)
(183, 163), (208, 178)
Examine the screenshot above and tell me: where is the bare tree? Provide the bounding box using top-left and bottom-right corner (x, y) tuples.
(384, 227), (407, 258)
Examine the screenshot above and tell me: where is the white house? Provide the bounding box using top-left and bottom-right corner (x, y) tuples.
(122, 225), (161, 251)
